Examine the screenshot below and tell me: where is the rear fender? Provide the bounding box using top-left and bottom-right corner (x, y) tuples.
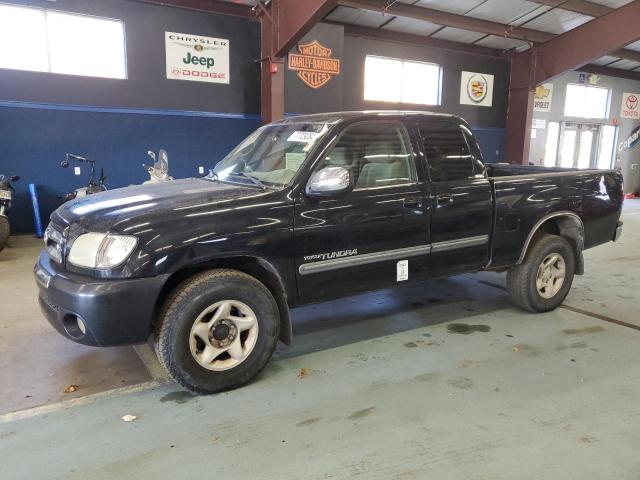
(517, 211), (585, 275)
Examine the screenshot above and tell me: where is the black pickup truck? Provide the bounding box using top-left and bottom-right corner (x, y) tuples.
(35, 111), (624, 393)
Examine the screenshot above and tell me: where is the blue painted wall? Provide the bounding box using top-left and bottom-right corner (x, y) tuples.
(0, 103), (260, 232)
(0, 101), (504, 232)
(0, 1), (507, 232)
(472, 128), (506, 164)
(0, 0), (262, 233)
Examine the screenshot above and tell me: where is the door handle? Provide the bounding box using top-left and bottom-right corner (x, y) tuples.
(437, 195), (453, 206)
(403, 197), (423, 209)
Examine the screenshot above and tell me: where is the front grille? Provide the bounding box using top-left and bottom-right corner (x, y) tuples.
(44, 223), (66, 264)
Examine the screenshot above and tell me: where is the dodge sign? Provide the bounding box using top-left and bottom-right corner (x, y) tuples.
(165, 32), (229, 84)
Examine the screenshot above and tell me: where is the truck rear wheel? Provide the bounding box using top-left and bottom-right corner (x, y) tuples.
(154, 269), (280, 394)
(507, 234), (575, 313)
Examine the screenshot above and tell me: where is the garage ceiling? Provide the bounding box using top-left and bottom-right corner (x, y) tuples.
(206, 0), (640, 73)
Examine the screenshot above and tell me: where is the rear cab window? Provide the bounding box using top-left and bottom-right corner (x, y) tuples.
(418, 120), (484, 182)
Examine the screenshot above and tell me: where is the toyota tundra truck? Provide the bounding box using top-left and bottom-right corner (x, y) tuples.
(35, 111), (624, 393)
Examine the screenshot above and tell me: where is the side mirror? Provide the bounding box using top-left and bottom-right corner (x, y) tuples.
(306, 166), (352, 196)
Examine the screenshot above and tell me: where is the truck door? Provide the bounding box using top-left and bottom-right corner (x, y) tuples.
(417, 119), (492, 277)
(294, 120), (430, 304)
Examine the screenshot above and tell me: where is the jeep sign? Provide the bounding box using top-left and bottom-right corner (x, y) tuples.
(165, 32), (229, 84)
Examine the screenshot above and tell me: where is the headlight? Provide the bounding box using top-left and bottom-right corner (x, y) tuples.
(68, 233), (137, 269)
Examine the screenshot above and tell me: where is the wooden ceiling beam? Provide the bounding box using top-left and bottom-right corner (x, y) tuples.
(579, 63), (640, 82)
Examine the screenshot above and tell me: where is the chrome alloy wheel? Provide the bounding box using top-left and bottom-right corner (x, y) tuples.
(189, 300), (259, 371)
(535, 253), (566, 299)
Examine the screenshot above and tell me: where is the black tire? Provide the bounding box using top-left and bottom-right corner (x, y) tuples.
(154, 269), (280, 394)
(507, 234), (575, 313)
(0, 216), (9, 253)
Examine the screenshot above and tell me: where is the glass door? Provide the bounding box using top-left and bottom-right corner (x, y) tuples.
(576, 127), (595, 169)
(543, 122), (560, 167)
(597, 125), (617, 169)
(555, 123), (615, 169)
(559, 124), (578, 168)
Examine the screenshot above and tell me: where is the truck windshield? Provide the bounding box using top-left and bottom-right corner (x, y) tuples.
(212, 122), (331, 188)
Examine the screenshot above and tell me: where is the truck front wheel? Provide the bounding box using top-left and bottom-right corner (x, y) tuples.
(154, 269), (280, 394)
(507, 234), (575, 313)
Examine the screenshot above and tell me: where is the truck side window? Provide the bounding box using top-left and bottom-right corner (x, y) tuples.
(461, 126), (486, 176)
(419, 121), (474, 182)
(318, 122), (415, 188)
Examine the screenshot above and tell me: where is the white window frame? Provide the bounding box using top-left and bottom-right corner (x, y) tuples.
(563, 83), (610, 120)
(0, 4), (127, 79)
(364, 54), (442, 106)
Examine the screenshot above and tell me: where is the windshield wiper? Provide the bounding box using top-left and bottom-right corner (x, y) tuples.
(229, 171), (266, 190)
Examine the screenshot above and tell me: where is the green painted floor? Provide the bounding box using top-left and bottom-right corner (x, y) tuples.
(1, 200), (639, 480)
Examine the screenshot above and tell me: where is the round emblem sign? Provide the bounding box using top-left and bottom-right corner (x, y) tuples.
(467, 74), (488, 103)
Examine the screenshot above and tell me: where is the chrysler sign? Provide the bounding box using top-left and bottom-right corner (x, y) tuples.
(165, 32), (229, 84)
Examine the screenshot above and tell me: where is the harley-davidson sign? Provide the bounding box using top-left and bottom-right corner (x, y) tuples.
(288, 40), (340, 89)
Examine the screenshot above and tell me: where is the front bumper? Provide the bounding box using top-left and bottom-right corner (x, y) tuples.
(34, 251), (169, 347)
(613, 221), (623, 242)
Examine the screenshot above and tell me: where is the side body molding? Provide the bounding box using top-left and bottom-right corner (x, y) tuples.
(298, 235), (489, 275)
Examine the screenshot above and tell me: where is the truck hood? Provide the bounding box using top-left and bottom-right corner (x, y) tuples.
(52, 178), (262, 232)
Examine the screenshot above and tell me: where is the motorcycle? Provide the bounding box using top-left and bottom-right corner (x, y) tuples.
(61, 153), (107, 202)
(143, 149), (173, 183)
(0, 174), (19, 252)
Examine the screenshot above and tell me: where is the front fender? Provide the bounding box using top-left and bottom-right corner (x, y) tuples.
(147, 246), (296, 346)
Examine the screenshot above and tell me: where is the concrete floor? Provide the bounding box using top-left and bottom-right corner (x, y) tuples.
(0, 236), (152, 413)
(1, 200), (639, 479)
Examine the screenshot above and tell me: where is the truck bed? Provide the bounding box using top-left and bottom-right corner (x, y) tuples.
(484, 164), (624, 269)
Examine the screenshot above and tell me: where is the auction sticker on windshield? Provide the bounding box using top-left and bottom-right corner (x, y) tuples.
(287, 131), (321, 143)
(285, 153), (306, 171)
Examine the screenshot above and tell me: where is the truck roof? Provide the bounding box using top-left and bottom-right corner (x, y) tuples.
(274, 110), (468, 126)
